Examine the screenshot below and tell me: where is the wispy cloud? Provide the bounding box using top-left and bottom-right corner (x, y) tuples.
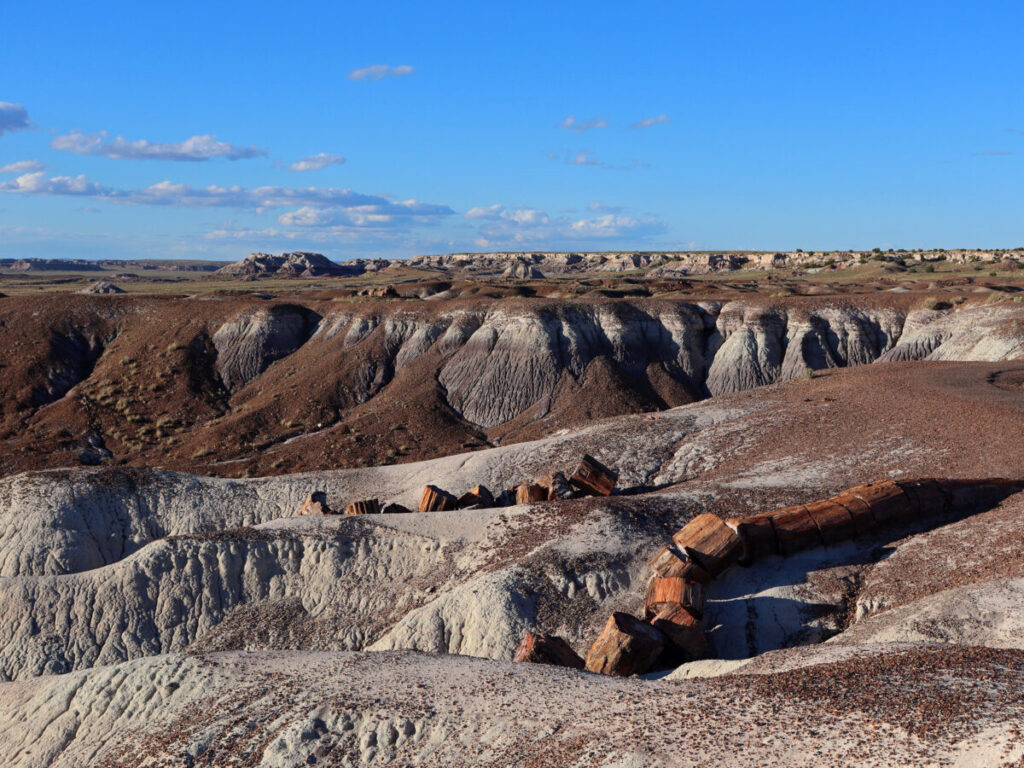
(50, 131), (266, 161)
(0, 171), (454, 232)
(0, 159), (45, 174)
(464, 203), (665, 248)
(560, 115), (608, 133)
(587, 201), (624, 214)
(632, 114), (670, 129)
(348, 65), (415, 82)
(287, 153), (346, 172)
(0, 103), (31, 136)
(547, 150), (649, 170)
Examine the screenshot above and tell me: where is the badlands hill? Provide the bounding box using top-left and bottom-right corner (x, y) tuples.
(0, 261), (1023, 766)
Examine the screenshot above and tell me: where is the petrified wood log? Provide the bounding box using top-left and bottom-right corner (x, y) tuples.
(847, 481), (914, 525)
(380, 503), (412, 514)
(513, 633), (584, 669)
(540, 471), (575, 500)
(769, 506), (823, 556)
(516, 483), (547, 504)
(297, 491), (331, 516)
(647, 546), (713, 583)
(645, 577), (705, 619)
(803, 499), (856, 545)
(725, 514), (775, 563)
(650, 605), (707, 662)
(457, 485), (494, 509)
(671, 513), (744, 576)
(344, 498), (380, 515)
(569, 454), (618, 497)
(585, 612), (666, 676)
(898, 478), (947, 518)
(419, 485), (457, 513)
(833, 493), (875, 534)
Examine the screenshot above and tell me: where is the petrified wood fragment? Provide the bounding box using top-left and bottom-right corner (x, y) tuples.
(297, 491), (331, 516)
(540, 471), (575, 500)
(344, 498), (380, 515)
(847, 481), (914, 525)
(380, 503), (412, 514)
(645, 577), (705, 619)
(725, 513), (775, 563)
(513, 633), (584, 669)
(569, 454), (618, 497)
(515, 483), (547, 504)
(803, 499), (856, 545)
(419, 485), (457, 513)
(457, 485), (494, 509)
(585, 612), (666, 676)
(647, 545), (713, 583)
(833, 493), (875, 534)
(769, 506), (824, 556)
(650, 604), (707, 662)
(898, 478), (947, 518)
(671, 513), (744, 576)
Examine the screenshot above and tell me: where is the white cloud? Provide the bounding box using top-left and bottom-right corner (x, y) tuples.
(50, 131), (266, 161)
(348, 65), (415, 82)
(632, 114), (670, 129)
(0, 171), (454, 235)
(0, 159), (45, 174)
(287, 153), (346, 172)
(587, 201), (624, 214)
(0, 103), (31, 136)
(465, 203), (665, 248)
(560, 115), (608, 133)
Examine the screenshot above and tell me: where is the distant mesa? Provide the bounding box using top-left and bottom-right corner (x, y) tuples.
(217, 252), (389, 278)
(5, 258), (104, 272)
(77, 281), (126, 295)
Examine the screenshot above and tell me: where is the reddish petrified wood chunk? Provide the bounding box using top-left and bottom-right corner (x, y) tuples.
(569, 454), (618, 497)
(297, 491), (331, 516)
(419, 485), (457, 513)
(380, 503), (412, 514)
(847, 481), (914, 525)
(898, 479), (946, 518)
(540, 471), (575, 500)
(650, 604), (707, 662)
(513, 633), (584, 669)
(584, 612), (666, 676)
(726, 514), (775, 563)
(671, 513), (744, 576)
(457, 485), (494, 509)
(833, 493), (875, 534)
(770, 505), (823, 556)
(645, 577), (705, 619)
(647, 546), (713, 583)
(344, 498), (380, 515)
(804, 499), (856, 545)
(515, 483), (547, 504)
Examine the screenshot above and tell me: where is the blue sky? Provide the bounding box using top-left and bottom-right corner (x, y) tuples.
(2, 1), (1024, 261)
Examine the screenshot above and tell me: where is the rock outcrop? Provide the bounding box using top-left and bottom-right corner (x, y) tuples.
(76, 281), (125, 295)
(212, 304), (321, 389)
(217, 252), (352, 277)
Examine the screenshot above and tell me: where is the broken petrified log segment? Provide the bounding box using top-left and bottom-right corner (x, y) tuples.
(585, 612), (666, 676)
(380, 502), (412, 514)
(297, 491), (331, 516)
(419, 485), (457, 513)
(513, 633), (585, 669)
(769, 506), (824, 556)
(650, 605), (707, 662)
(833, 493), (876, 534)
(803, 499), (857, 545)
(457, 485), (494, 509)
(898, 478), (947, 518)
(569, 454), (618, 497)
(648, 545), (713, 583)
(495, 488), (517, 507)
(539, 471), (575, 500)
(344, 499), (381, 516)
(846, 481), (914, 526)
(515, 483), (547, 504)
(645, 577), (705, 619)
(725, 514), (775, 563)
(671, 513), (744, 576)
